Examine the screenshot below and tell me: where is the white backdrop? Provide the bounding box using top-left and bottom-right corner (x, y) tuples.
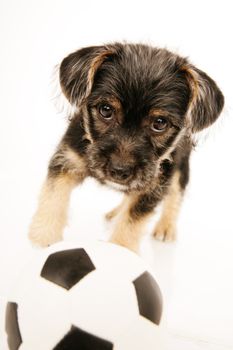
(0, 0), (233, 349)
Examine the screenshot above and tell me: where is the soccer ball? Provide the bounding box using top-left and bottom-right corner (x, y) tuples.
(5, 241), (163, 349)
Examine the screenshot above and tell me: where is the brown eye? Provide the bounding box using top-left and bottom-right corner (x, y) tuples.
(99, 104), (114, 119)
(151, 117), (169, 133)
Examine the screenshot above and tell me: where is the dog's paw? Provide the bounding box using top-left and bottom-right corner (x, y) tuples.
(153, 219), (177, 242)
(28, 221), (63, 248)
(110, 236), (139, 254)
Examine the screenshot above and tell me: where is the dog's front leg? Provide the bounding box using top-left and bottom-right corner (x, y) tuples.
(153, 170), (184, 242)
(110, 192), (159, 253)
(28, 146), (87, 247)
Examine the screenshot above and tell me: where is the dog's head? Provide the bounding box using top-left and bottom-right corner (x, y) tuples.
(60, 43), (224, 191)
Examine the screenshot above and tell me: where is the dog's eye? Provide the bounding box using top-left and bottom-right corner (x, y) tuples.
(151, 117), (169, 133)
(98, 104), (114, 119)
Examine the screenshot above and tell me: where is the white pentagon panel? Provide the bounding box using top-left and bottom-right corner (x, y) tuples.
(69, 269), (139, 340)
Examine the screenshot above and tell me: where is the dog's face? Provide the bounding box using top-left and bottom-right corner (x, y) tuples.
(60, 43), (224, 191)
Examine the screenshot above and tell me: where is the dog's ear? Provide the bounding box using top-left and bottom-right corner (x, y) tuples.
(59, 45), (115, 106)
(181, 65), (224, 132)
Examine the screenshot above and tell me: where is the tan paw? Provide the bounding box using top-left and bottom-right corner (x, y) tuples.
(110, 236), (139, 254)
(153, 219), (177, 242)
(28, 221), (63, 248)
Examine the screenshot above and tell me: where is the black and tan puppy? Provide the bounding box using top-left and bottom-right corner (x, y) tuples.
(29, 43), (224, 252)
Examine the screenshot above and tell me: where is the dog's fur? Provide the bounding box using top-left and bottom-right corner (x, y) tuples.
(29, 43), (224, 252)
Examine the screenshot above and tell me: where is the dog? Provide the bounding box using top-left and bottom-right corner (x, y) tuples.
(28, 42), (224, 252)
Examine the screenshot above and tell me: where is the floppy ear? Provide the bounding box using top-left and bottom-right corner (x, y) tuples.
(181, 65), (224, 132)
(59, 45), (115, 106)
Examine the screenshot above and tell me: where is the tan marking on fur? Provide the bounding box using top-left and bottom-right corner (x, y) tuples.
(158, 127), (187, 164)
(63, 146), (82, 167)
(142, 109), (169, 129)
(108, 97), (124, 124)
(82, 105), (94, 144)
(149, 109), (170, 117)
(91, 95), (124, 126)
(79, 49), (116, 141)
(90, 95), (122, 111)
(110, 194), (153, 253)
(106, 96), (122, 111)
(29, 150), (87, 247)
(87, 50), (114, 95)
(51, 145), (88, 180)
(82, 96), (123, 142)
(181, 65), (200, 127)
(154, 171), (183, 241)
(28, 174), (77, 247)
(64, 147), (88, 178)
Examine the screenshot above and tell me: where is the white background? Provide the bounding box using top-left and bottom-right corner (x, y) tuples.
(0, 0), (233, 349)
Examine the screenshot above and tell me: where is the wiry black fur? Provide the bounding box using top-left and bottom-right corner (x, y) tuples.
(50, 42), (224, 223)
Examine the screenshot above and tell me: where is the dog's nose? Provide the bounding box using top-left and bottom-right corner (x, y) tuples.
(109, 162), (133, 181)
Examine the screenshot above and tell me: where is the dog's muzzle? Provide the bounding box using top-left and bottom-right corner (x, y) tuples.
(108, 159), (134, 182)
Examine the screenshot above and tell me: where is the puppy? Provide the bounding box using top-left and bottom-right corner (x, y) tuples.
(28, 43), (224, 252)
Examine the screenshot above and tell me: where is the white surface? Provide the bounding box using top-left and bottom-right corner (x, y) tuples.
(0, 0), (233, 349)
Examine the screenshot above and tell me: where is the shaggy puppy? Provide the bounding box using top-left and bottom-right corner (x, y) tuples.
(29, 43), (224, 252)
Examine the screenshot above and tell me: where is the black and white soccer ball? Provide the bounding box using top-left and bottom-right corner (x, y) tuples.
(5, 241), (163, 349)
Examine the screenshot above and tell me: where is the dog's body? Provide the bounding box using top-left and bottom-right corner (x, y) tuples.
(29, 43), (224, 252)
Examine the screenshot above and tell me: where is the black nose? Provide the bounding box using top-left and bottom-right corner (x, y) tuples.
(109, 162), (133, 181)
